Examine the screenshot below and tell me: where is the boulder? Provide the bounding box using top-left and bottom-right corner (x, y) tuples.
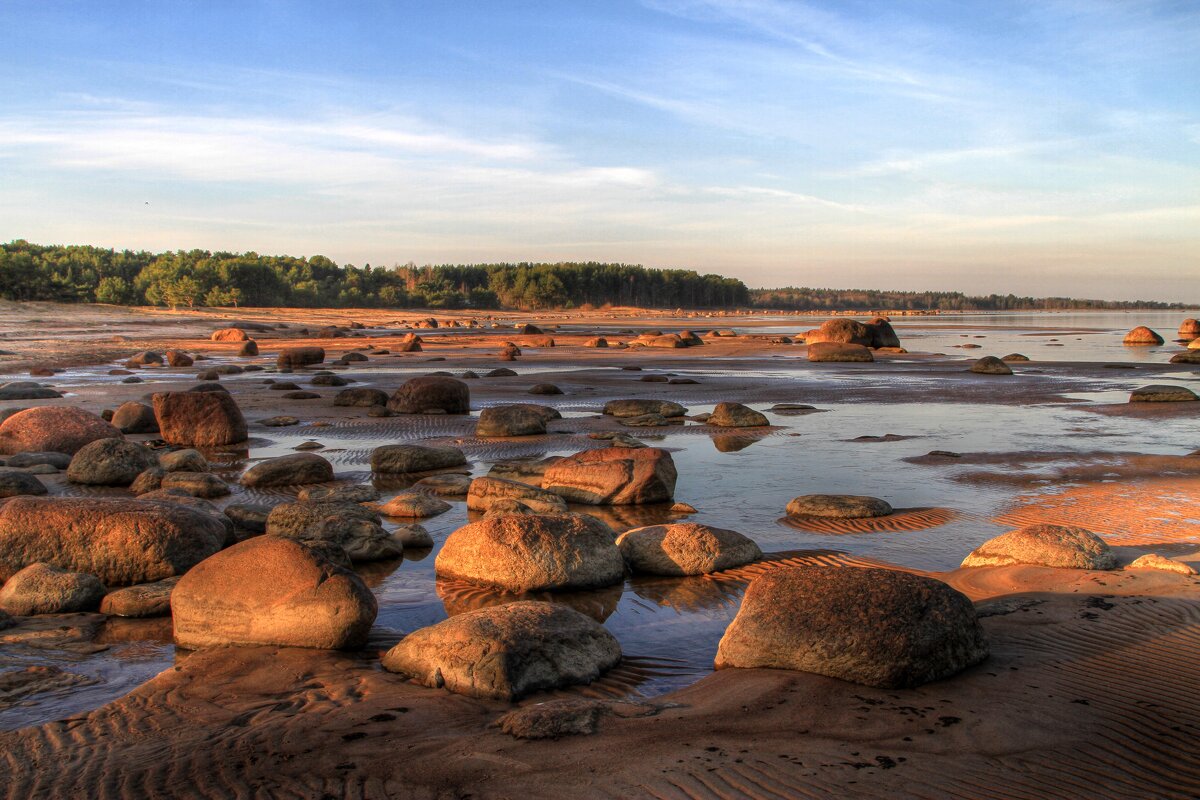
(5, 451), (70, 469)
(129, 467), (164, 494)
(1001, 353), (1030, 362)
(708, 402), (769, 427)
(616, 523), (762, 576)
(0, 469), (47, 497)
(159, 472), (230, 498)
(1170, 351), (1200, 364)
(266, 501), (401, 561)
(961, 524), (1116, 569)
(171, 537), (377, 650)
(370, 444), (467, 473)
(0, 497), (226, 584)
(311, 374), (348, 387)
(436, 513), (624, 592)
(1129, 384), (1198, 403)
(394, 524), (434, 548)
(804, 319), (873, 347)
(1179, 319), (1200, 340)
(387, 376), (470, 414)
(152, 391), (248, 447)
(0, 406), (122, 456)
(381, 601), (620, 700)
(645, 334), (684, 348)
(970, 356), (1013, 375)
(238, 340), (259, 356)
(128, 350), (163, 366)
(543, 447), (677, 505)
(165, 350), (194, 367)
(66, 439), (158, 486)
(0, 385), (61, 401)
(866, 318), (901, 348)
(1126, 553), (1196, 575)
(486, 367), (517, 377)
(111, 401), (159, 434)
(211, 328), (249, 342)
(100, 576), (179, 617)
(475, 404), (560, 437)
(159, 449), (209, 472)
(602, 399), (687, 418)
(413, 473), (472, 496)
(333, 387), (389, 407)
(528, 383), (563, 395)
(240, 453), (334, 487)
(1123, 326), (1164, 346)
(467, 476), (568, 514)
(374, 492), (451, 518)
(277, 346), (325, 369)
(807, 342), (874, 362)
(715, 566), (989, 689)
(786, 494), (893, 519)
(585, 337), (608, 348)
(0, 563), (105, 615)
(523, 335), (555, 347)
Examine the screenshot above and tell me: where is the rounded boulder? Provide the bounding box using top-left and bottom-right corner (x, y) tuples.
(617, 523), (762, 576)
(960, 524), (1116, 570)
(387, 376), (470, 414)
(0, 406), (122, 456)
(786, 494), (893, 519)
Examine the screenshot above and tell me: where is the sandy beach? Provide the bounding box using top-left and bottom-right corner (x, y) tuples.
(1, 303), (1198, 799)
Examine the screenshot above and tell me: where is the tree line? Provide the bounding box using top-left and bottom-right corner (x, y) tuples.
(0, 241), (1188, 311)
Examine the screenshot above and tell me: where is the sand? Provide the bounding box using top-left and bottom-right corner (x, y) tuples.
(1, 302), (1199, 798)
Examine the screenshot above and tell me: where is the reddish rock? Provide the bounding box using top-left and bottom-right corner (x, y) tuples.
(387, 376), (470, 414)
(0, 406), (122, 456)
(542, 447), (677, 505)
(152, 391), (248, 447)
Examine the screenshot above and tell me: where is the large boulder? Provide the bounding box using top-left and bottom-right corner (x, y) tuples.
(715, 567), (989, 689)
(866, 318), (901, 348)
(960, 524), (1116, 570)
(1179, 319), (1200, 340)
(370, 444), (466, 474)
(1123, 326), (1164, 345)
(542, 447), (677, 505)
(616, 523), (762, 576)
(381, 601), (620, 700)
(1129, 384), (1198, 403)
(807, 342), (874, 362)
(0, 406), (122, 456)
(475, 404), (559, 437)
(0, 563), (105, 615)
(240, 453), (334, 487)
(387, 376), (470, 414)
(466, 476), (568, 514)
(172, 537), (377, 650)
(211, 328), (249, 342)
(152, 391), (247, 447)
(0, 497), (226, 584)
(277, 346), (326, 368)
(266, 501), (401, 561)
(436, 513), (624, 592)
(603, 399), (687, 418)
(111, 401), (159, 434)
(0, 470), (47, 498)
(708, 402), (769, 427)
(333, 387), (389, 407)
(786, 494), (893, 519)
(66, 439), (158, 486)
(804, 319), (873, 347)
(970, 356), (1013, 375)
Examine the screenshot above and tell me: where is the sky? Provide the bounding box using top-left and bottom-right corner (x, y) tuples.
(0, 1), (1198, 302)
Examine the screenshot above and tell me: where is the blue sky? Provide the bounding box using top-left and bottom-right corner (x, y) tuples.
(1, 1), (1197, 301)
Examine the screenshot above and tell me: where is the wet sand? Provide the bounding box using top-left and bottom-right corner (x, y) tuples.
(1, 303), (1199, 798)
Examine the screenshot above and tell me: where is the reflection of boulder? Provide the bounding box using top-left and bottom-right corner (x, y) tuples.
(712, 434), (760, 453)
(437, 576), (622, 622)
(565, 502), (676, 532)
(352, 556), (405, 588)
(627, 574), (746, 613)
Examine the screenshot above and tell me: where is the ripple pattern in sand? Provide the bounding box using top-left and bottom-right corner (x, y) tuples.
(777, 507), (959, 534)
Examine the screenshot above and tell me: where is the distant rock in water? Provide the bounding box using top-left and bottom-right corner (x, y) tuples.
(387, 376), (470, 414)
(970, 356), (1013, 375)
(715, 566), (988, 689)
(1123, 326), (1164, 346)
(1129, 384), (1198, 403)
(210, 328), (248, 342)
(708, 402), (769, 427)
(1178, 318), (1200, 340)
(1001, 353), (1030, 362)
(276, 346), (325, 368)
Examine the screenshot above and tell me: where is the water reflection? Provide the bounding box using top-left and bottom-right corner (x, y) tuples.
(436, 577), (622, 622)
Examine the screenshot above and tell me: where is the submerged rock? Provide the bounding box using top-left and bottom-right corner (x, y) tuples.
(786, 494), (893, 519)
(240, 453), (334, 487)
(370, 444), (466, 473)
(807, 342), (874, 362)
(603, 399), (687, 418)
(1129, 384), (1198, 403)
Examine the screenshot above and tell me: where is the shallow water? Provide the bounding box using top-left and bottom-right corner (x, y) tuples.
(3, 318), (1199, 729)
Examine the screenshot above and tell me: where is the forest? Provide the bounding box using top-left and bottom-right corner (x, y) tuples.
(0, 241), (1188, 311)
